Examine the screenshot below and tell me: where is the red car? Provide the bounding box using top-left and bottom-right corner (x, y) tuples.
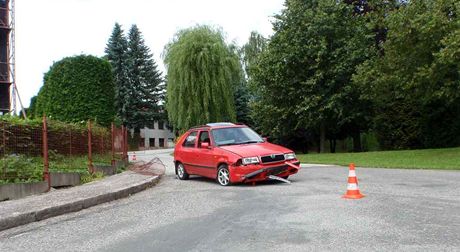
(173, 123), (300, 186)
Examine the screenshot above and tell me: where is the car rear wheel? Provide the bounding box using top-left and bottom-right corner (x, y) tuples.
(176, 163), (189, 180)
(217, 165), (231, 186)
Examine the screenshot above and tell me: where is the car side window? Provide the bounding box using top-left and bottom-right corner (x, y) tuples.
(183, 131), (198, 148)
(198, 131), (210, 147)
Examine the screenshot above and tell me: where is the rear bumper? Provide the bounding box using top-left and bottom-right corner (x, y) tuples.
(230, 160), (300, 183)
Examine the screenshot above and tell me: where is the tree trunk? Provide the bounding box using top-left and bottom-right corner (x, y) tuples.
(352, 130), (362, 152)
(302, 139), (308, 154)
(320, 123), (326, 153)
(330, 139), (336, 153)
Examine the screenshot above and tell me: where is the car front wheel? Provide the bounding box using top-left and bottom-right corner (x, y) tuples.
(176, 163), (189, 180)
(217, 165), (231, 186)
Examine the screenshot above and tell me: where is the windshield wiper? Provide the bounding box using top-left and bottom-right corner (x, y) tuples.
(218, 142), (240, 146)
(238, 140), (261, 144)
(219, 141), (261, 146)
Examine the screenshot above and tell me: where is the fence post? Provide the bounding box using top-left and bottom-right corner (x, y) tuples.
(88, 120), (93, 174)
(42, 116), (50, 191)
(2, 121), (6, 180)
(121, 125), (125, 162)
(69, 128), (72, 156)
(122, 126), (128, 162)
(111, 123), (115, 167)
(101, 134), (104, 155)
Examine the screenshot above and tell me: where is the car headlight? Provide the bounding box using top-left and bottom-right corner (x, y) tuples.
(284, 153), (296, 160)
(242, 156), (260, 165)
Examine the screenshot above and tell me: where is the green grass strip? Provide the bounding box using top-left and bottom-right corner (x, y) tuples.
(297, 147), (460, 170)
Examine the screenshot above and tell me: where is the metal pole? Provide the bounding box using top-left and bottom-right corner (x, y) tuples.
(2, 122), (6, 179)
(123, 126), (128, 162)
(125, 127), (129, 160)
(69, 128), (72, 156)
(42, 116), (50, 191)
(101, 133), (104, 155)
(111, 123), (115, 166)
(121, 125), (124, 162)
(88, 120), (93, 173)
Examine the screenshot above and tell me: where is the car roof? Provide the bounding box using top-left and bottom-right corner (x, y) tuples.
(189, 122), (246, 131)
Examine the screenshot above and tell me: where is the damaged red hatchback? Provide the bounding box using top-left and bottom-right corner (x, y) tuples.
(174, 123), (300, 186)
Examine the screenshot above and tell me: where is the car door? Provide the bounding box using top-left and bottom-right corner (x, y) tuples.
(195, 130), (216, 178)
(181, 131), (199, 175)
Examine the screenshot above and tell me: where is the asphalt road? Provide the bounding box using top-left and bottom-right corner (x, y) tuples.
(0, 149), (459, 251)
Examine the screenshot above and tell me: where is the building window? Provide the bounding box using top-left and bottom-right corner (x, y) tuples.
(149, 138), (155, 147)
(139, 138), (145, 147)
(159, 138), (165, 147)
(159, 121), (164, 130)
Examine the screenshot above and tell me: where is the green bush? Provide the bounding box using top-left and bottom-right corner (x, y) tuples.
(35, 55), (115, 126)
(0, 155), (43, 184)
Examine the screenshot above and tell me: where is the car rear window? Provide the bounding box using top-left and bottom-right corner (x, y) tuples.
(183, 131), (197, 148)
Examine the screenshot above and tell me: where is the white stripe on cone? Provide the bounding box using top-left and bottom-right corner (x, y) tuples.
(348, 170), (356, 177)
(347, 183), (359, 190)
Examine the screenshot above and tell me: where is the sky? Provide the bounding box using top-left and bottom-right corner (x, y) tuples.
(15, 0), (285, 108)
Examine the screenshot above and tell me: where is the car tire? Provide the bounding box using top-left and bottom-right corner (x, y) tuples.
(217, 164), (231, 186)
(176, 162), (189, 180)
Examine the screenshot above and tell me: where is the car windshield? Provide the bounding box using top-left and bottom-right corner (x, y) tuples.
(211, 127), (264, 146)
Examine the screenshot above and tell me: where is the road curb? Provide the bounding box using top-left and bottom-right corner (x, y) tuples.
(0, 175), (162, 232)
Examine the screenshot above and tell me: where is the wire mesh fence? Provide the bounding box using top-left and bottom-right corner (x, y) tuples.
(0, 117), (128, 187)
(48, 123), (88, 174)
(0, 121), (43, 184)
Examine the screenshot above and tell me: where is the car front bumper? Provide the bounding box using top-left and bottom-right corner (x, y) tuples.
(230, 160), (300, 183)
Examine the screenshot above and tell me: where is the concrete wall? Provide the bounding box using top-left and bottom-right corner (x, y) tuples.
(50, 172), (81, 188)
(93, 164), (116, 176)
(0, 182), (48, 201)
(140, 121), (175, 149)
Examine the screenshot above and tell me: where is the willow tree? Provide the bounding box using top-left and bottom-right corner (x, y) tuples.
(163, 25), (240, 131)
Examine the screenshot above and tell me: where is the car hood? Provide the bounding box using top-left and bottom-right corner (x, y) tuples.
(218, 142), (293, 157)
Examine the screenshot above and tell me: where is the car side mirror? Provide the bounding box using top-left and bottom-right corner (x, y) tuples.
(201, 142), (210, 149)
(262, 137), (268, 142)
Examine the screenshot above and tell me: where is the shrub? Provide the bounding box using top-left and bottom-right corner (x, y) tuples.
(35, 55), (115, 126)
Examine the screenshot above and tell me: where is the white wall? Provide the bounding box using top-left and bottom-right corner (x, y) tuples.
(140, 122), (175, 148)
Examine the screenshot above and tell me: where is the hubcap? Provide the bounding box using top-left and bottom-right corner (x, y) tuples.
(178, 164), (184, 178)
(218, 168), (229, 185)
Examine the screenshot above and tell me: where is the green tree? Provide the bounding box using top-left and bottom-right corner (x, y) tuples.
(241, 31), (267, 82)
(105, 23), (130, 126)
(35, 55), (115, 126)
(253, 0), (373, 152)
(236, 32), (267, 126)
(127, 25), (164, 130)
(354, 0), (460, 149)
(163, 25), (240, 131)
(27, 96), (37, 119)
(233, 81), (252, 125)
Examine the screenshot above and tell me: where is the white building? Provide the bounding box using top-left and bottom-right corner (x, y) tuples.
(139, 121), (175, 149)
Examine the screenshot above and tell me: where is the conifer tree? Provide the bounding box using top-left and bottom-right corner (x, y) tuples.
(127, 25), (164, 129)
(105, 23), (130, 125)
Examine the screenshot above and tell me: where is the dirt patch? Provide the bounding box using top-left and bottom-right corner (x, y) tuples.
(129, 157), (166, 176)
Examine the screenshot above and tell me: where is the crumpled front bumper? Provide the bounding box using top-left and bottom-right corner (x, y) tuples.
(230, 161), (301, 183)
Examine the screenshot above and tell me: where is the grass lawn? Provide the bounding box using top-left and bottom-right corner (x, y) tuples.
(297, 147), (460, 170)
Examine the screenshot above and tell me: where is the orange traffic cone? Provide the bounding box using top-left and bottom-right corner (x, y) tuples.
(132, 153), (137, 161)
(342, 163), (365, 199)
